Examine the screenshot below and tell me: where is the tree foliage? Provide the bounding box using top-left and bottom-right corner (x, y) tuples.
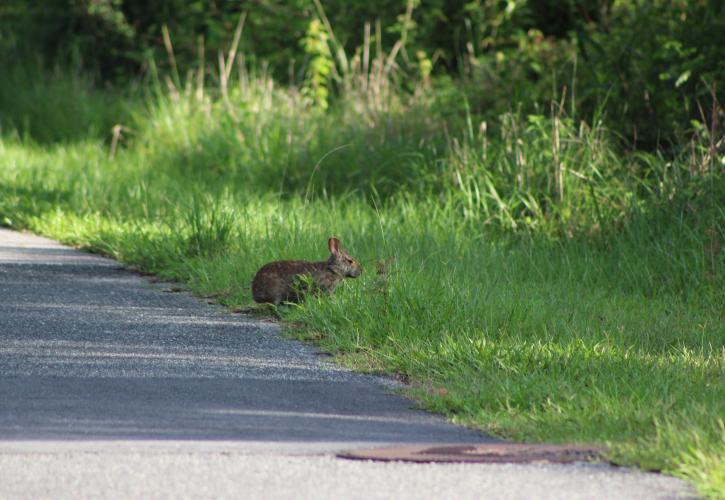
(0, 0), (722, 148)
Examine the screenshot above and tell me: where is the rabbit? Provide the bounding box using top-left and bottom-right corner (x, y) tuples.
(251, 237), (363, 305)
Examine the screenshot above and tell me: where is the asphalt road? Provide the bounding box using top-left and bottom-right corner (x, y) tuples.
(0, 228), (695, 499)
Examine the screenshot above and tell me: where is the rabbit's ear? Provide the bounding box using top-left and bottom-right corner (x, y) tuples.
(328, 237), (340, 254)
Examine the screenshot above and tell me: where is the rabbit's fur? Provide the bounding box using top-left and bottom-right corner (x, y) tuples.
(251, 237), (362, 305)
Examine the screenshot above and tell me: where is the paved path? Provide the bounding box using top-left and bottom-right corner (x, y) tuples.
(0, 228), (695, 499)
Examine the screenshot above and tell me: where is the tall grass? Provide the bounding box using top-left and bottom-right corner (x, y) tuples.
(0, 29), (723, 497)
(0, 56), (135, 144)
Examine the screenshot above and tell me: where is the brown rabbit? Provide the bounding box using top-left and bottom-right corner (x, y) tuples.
(251, 237), (363, 305)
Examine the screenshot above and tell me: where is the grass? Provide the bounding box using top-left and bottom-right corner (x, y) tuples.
(0, 59), (723, 497)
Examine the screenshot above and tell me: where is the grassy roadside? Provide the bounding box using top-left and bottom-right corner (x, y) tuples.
(1, 68), (723, 496)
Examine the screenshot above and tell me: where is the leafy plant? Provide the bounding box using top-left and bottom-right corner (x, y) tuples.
(301, 18), (334, 110)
